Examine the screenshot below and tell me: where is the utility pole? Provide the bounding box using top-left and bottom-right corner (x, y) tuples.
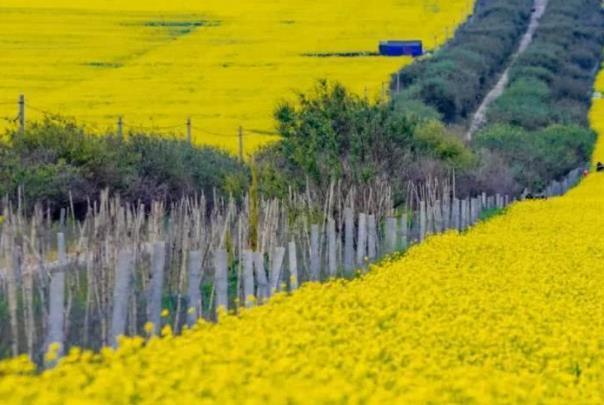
(18, 94), (25, 134)
(186, 117), (192, 143)
(238, 126), (244, 162)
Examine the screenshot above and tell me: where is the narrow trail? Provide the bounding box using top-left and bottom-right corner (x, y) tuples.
(466, 0), (548, 141)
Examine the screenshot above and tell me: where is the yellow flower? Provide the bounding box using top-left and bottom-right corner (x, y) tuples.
(143, 322), (154, 335)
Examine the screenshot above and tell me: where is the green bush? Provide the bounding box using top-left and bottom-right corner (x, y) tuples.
(257, 82), (472, 199)
(393, 0), (533, 123)
(475, 124), (596, 191)
(0, 118), (249, 212)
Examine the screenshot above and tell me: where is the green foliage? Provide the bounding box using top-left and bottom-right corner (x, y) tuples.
(0, 118), (249, 212)
(413, 120), (474, 167)
(393, 0), (533, 123)
(475, 124), (596, 191)
(259, 81), (472, 197)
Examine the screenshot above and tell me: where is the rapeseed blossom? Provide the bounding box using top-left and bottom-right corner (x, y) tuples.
(1, 71), (604, 401)
(0, 0), (472, 153)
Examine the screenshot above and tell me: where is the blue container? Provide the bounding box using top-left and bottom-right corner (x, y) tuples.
(379, 40), (423, 57)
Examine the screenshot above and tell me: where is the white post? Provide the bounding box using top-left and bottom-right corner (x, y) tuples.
(367, 214), (377, 260)
(243, 250), (255, 306)
(214, 249), (228, 312)
(148, 241), (166, 335)
(400, 214), (408, 250)
(419, 201), (427, 241)
(110, 249), (134, 348)
(310, 224), (320, 281)
(254, 252), (269, 301)
(288, 241), (299, 291)
(269, 246), (286, 293)
(344, 208), (355, 275)
(327, 219), (337, 278)
(46, 233), (66, 361)
(186, 250), (202, 327)
(356, 213), (367, 266)
(384, 217), (397, 254)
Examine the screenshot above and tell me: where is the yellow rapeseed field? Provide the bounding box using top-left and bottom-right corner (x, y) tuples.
(0, 71), (603, 404)
(0, 0), (472, 153)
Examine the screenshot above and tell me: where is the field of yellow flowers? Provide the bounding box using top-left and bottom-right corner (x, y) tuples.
(0, 0), (472, 153)
(0, 70), (603, 403)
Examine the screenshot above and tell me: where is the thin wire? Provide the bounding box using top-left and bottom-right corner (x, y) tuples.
(1, 115), (18, 123)
(191, 125), (239, 138)
(125, 123), (185, 132)
(27, 104), (56, 116)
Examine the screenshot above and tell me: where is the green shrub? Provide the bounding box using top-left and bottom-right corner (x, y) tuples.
(0, 118), (249, 212)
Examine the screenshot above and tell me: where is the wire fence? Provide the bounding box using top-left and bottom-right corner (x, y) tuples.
(0, 95), (282, 159)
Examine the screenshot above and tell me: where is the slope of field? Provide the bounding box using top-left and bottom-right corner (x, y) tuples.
(0, 1), (472, 153)
(1, 70), (604, 404)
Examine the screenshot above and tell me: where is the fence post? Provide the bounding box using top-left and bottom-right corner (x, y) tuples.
(327, 218), (337, 277)
(242, 250), (255, 306)
(384, 217), (397, 254)
(254, 252), (269, 301)
(461, 198), (470, 230)
(117, 116), (123, 139)
(367, 214), (377, 260)
(310, 224), (320, 281)
(214, 249), (228, 313)
(18, 94), (25, 134)
(400, 214), (408, 250)
(452, 198), (461, 231)
(238, 126), (244, 162)
(419, 201), (427, 241)
(288, 241), (298, 291)
(356, 213), (367, 266)
(344, 208), (355, 275)
(186, 250), (202, 327)
(110, 249), (134, 348)
(6, 240), (20, 358)
(433, 200), (443, 233)
(46, 233), (67, 362)
(269, 246), (286, 293)
(186, 117), (192, 143)
(148, 241), (166, 335)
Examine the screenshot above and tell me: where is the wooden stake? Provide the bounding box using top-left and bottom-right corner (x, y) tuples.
(18, 94), (25, 134)
(238, 126), (244, 162)
(186, 117), (192, 144)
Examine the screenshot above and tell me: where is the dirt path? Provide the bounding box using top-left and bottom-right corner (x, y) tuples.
(465, 0), (548, 141)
